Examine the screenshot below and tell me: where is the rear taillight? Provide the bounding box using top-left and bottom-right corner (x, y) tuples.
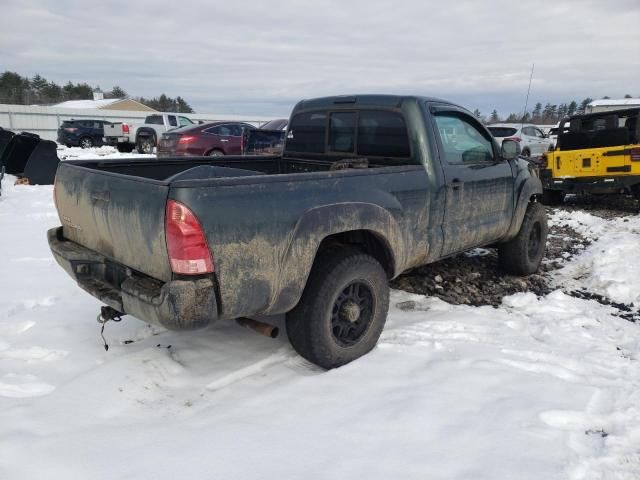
(505, 137), (522, 142)
(178, 135), (196, 144)
(122, 123), (130, 134)
(64, 127), (78, 132)
(165, 200), (213, 275)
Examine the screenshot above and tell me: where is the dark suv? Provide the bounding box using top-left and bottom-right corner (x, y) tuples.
(57, 119), (111, 148)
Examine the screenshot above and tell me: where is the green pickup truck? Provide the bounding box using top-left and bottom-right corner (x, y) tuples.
(49, 94), (546, 369)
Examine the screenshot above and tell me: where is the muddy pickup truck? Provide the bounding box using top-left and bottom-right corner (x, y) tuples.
(48, 95), (546, 369)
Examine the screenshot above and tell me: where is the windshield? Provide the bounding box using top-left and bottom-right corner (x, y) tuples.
(488, 127), (518, 137)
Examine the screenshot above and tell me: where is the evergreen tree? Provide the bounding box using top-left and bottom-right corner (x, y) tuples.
(489, 109), (500, 123)
(106, 85), (127, 99)
(578, 98), (593, 114)
(567, 101), (577, 116)
(532, 102), (542, 122)
(505, 113), (519, 122)
(624, 94), (633, 98)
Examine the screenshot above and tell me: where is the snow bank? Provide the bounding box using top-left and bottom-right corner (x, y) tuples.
(550, 210), (640, 305)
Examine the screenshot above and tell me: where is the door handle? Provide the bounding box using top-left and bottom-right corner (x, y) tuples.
(448, 179), (463, 190)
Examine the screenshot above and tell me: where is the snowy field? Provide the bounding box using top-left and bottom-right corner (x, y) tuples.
(1, 148), (639, 479)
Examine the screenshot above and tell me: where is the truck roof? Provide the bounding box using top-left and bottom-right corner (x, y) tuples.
(292, 94), (461, 112)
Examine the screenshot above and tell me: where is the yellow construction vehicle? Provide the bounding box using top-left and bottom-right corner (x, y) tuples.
(539, 107), (640, 205)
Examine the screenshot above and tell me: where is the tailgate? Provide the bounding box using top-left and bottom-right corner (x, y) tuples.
(54, 162), (172, 282)
(103, 123), (124, 137)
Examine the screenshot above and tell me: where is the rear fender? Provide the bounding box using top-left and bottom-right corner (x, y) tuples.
(266, 202), (404, 314)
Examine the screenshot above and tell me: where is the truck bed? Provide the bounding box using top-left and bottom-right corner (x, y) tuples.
(66, 155), (388, 183)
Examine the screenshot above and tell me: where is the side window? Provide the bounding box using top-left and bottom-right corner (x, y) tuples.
(434, 114), (494, 164)
(146, 115), (163, 125)
(179, 116), (193, 127)
(329, 112), (356, 153)
(357, 110), (410, 157)
(228, 124), (243, 137)
(93, 121), (103, 129)
(287, 111), (327, 153)
(522, 126), (536, 137)
(205, 126), (221, 135)
(168, 116), (178, 127)
(534, 128), (546, 138)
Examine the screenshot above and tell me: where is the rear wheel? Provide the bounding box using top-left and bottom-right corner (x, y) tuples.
(79, 136), (93, 149)
(286, 248), (389, 369)
(208, 149), (224, 156)
(498, 202), (547, 275)
(116, 143), (134, 153)
(522, 148), (531, 157)
(541, 189), (564, 206)
(136, 135), (156, 154)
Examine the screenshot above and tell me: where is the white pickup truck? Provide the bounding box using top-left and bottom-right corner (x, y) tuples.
(103, 113), (195, 153)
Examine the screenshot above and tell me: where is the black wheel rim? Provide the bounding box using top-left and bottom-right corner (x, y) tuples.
(527, 222), (542, 259)
(331, 281), (374, 347)
(80, 138), (91, 148)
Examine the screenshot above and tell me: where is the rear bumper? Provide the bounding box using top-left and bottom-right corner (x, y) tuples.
(104, 136), (130, 146)
(47, 227), (217, 330)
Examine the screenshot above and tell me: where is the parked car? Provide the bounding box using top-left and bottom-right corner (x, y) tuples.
(546, 122), (570, 149)
(157, 122), (256, 157)
(57, 119), (111, 148)
(49, 94), (545, 369)
(103, 113), (195, 154)
(260, 118), (288, 130)
(242, 128), (286, 155)
(488, 123), (552, 157)
(540, 108), (640, 205)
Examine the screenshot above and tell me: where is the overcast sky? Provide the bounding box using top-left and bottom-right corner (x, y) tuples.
(1, 0), (638, 117)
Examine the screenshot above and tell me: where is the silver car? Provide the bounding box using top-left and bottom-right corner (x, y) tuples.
(488, 123), (552, 157)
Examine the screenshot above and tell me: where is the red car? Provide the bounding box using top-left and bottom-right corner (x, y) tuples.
(157, 122), (256, 157)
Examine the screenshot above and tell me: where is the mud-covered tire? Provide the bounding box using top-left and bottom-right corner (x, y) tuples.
(541, 189), (564, 206)
(522, 148), (531, 157)
(116, 143), (134, 153)
(498, 202), (547, 276)
(136, 135), (155, 154)
(286, 248), (389, 369)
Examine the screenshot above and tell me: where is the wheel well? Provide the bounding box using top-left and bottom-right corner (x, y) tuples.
(315, 230), (395, 278)
(137, 129), (156, 141)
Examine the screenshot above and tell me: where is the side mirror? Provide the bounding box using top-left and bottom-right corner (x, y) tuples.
(501, 139), (521, 160)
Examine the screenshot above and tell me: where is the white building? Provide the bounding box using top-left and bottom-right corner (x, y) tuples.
(586, 98), (640, 114)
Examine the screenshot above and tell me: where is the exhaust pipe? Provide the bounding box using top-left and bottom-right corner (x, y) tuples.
(236, 317), (279, 339)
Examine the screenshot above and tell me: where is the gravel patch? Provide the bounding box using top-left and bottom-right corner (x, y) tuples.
(391, 197), (638, 323)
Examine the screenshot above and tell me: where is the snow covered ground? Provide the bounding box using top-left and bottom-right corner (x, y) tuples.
(56, 145), (156, 161)
(0, 159), (639, 479)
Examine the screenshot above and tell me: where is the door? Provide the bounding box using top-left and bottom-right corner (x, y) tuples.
(430, 108), (515, 256)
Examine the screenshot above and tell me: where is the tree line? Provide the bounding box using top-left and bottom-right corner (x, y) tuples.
(0, 71), (194, 113)
(474, 94), (636, 125)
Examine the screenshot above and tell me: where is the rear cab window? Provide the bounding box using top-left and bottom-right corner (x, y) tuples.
(286, 109), (412, 162)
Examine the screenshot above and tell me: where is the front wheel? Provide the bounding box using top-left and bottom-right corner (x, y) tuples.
(286, 249), (389, 369)
(79, 136), (93, 149)
(498, 202), (548, 275)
